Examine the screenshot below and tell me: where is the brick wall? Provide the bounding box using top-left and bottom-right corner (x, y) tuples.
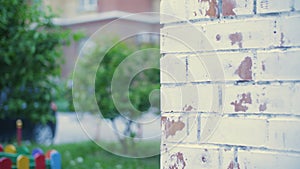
(160, 0), (300, 168)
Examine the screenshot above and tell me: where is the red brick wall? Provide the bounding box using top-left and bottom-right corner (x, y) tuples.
(160, 0), (300, 168)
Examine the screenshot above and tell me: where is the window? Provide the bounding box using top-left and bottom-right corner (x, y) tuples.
(136, 32), (160, 44)
(80, 0), (98, 11)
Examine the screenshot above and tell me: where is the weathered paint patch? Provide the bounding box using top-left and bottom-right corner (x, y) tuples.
(231, 93), (252, 112)
(227, 160), (240, 169)
(222, 0), (237, 16)
(162, 117), (186, 138)
(182, 104), (195, 111)
(229, 32), (243, 48)
(201, 0), (218, 17)
(235, 56), (252, 80)
(216, 34), (221, 41)
(259, 103), (267, 112)
(168, 152), (186, 169)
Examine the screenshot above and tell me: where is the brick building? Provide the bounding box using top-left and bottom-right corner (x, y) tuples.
(160, 0), (300, 168)
(43, 0), (160, 77)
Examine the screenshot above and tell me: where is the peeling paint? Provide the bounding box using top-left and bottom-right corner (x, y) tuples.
(227, 160), (240, 169)
(193, 11), (197, 16)
(229, 32), (243, 48)
(231, 93), (252, 112)
(162, 117), (185, 138)
(235, 56), (252, 80)
(199, 0), (218, 17)
(162, 116), (167, 123)
(216, 34), (221, 41)
(168, 152), (186, 169)
(182, 104), (195, 111)
(222, 0), (237, 16)
(259, 103), (267, 112)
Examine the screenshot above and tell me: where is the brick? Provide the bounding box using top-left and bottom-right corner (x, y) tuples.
(267, 118), (300, 151)
(160, 54), (187, 84)
(161, 113), (198, 143)
(161, 144), (234, 169)
(161, 18), (277, 53)
(161, 24), (211, 53)
(161, 113), (187, 144)
(256, 49), (300, 81)
(238, 150), (300, 169)
(161, 84), (217, 113)
(277, 15), (300, 47)
(187, 0), (219, 20)
(186, 113), (200, 143)
(160, 0), (187, 23)
(219, 147), (237, 169)
(188, 51), (254, 82)
(224, 84), (300, 115)
(256, 0), (293, 14)
(201, 115), (268, 147)
(222, 0), (254, 16)
(187, 53), (212, 82)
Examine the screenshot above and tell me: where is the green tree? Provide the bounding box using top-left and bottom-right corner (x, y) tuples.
(0, 0), (71, 123)
(73, 39), (160, 153)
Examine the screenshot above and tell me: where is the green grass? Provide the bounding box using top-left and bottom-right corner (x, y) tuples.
(34, 141), (160, 169)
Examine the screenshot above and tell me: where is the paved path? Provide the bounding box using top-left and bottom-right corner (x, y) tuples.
(54, 112), (161, 144)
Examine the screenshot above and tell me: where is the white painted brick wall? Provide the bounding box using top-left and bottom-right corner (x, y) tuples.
(222, 0), (254, 16)
(161, 144), (235, 169)
(160, 0), (187, 23)
(238, 150), (300, 169)
(277, 15), (300, 47)
(188, 51), (254, 82)
(161, 112), (198, 144)
(161, 84), (216, 113)
(267, 118), (300, 151)
(187, 0), (219, 20)
(160, 54), (187, 83)
(256, 49), (300, 81)
(161, 18), (278, 53)
(256, 0), (293, 14)
(201, 114), (268, 147)
(224, 84), (300, 114)
(160, 0), (300, 168)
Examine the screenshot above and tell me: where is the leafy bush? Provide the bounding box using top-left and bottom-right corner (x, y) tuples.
(0, 0), (71, 123)
(73, 38), (160, 153)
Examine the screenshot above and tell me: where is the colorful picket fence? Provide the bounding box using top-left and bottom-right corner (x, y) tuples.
(0, 144), (61, 169)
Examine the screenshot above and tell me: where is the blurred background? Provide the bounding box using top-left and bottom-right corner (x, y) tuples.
(0, 0), (161, 168)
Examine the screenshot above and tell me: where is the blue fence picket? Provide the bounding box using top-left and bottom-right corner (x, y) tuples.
(50, 151), (61, 169)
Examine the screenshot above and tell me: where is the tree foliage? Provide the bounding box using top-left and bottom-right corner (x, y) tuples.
(74, 39), (160, 119)
(0, 0), (70, 123)
(74, 38), (160, 152)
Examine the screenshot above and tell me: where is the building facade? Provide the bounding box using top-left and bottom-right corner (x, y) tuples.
(44, 0), (160, 77)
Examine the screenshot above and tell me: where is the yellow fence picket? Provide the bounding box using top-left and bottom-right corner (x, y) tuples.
(17, 155), (29, 169)
(4, 144), (16, 154)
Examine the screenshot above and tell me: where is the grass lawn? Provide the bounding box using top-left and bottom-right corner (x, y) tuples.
(36, 141), (160, 169)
